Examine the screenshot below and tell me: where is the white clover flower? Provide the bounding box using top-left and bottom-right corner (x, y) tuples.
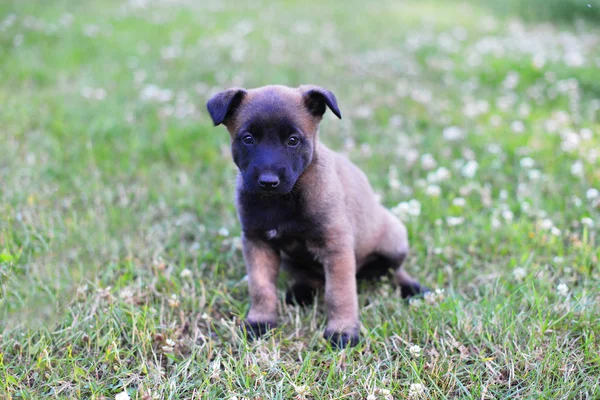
(426, 185), (441, 197)
(161, 45), (182, 60)
(528, 170), (541, 180)
(461, 160), (478, 178)
(446, 216), (465, 226)
(409, 344), (422, 358)
(76, 285), (88, 301)
(580, 128), (593, 140)
(581, 217), (594, 228)
(231, 236), (243, 250)
(388, 166), (401, 190)
(83, 24), (99, 37)
(218, 227), (230, 237)
(408, 383), (426, 398)
(487, 143), (502, 154)
(420, 154), (437, 170)
(411, 88), (432, 104)
(561, 131), (581, 153)
(360, 143), (372, 156)
(119, 287), (134, 301)
(452, 197), (466, 207)
(463, 101), (482, 118)
(168, 294), (180, 308)
(497, 93), (517, 111)
(343, 137), (355, 151)
(115, 391), (130, 400)
(571, 161), (584, 177)
(435, 288), (445, 301)
(81, 86), (94, 99)
(180, 268), (192, 279)
(294, 384), (310, 399)
(513, 267), (526, 281)
(502, 71), (520, 89)
(13, 33), (24, 47)
(375, 388), (391, 396)
(366, 395), (377, 400)
(502, 210), (514, 221)
(490, 115), (502, 127)
(557, 283), (569, 297)
(389, 178), (401, 190)
(427, 167), (451, 183)
(94, 88), (107, 100)
(210, 359), (221, 379)
(564, 50), (585, 67)
(393, 200), (421, 220)
(586, 188), (599, 200)
(407, 199), (421, 216)
(520, 157), (535, 168)
(409, 297), (423, 309)
(424, 291), (436, 305)
(392, 202), (411, 220)
(404, 149), (420, 166)
(491, 217), (501, 229)
(551, 227), (561, 236)
(532, 53), (546, 69)
(355, 105), (373, 119)
(519, 103), (531, 117)
(443, 126), (465, 141)
(389, 115), (403, 127)
(510, 121), (525, 133)
(140, 84), (173, 103)
(540, 219), (554, 230)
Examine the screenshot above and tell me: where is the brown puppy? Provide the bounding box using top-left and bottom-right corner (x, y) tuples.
(206, 85), (427, 348)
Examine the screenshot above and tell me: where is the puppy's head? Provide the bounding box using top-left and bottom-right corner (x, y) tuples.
(206, 85), (341, 195)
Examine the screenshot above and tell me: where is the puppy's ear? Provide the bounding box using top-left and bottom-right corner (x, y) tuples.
(206, 88), (247, 126)
(300, 85), (342, 119)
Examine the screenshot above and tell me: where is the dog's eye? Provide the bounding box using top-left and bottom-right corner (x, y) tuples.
(287, 136), (300, 147)
(242, 135), (255, 145)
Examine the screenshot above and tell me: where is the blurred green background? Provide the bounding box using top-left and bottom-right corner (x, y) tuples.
(0, 0), (599, 398)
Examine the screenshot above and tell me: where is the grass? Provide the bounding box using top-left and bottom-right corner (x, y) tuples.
(471, 0), (600, 23)
(1, 0), (599, 398)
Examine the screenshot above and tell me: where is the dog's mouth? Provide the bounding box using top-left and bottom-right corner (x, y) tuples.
(255, 188), (293, 197)
(241, 182), (295, 197)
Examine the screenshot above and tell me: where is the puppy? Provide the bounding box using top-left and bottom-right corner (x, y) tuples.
(206, 85), (427, 348)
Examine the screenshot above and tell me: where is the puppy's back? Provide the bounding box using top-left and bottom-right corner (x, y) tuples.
(318, 144), (389, 261)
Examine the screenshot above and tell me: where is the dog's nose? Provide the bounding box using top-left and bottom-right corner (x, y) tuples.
(258, 172), (280, 189)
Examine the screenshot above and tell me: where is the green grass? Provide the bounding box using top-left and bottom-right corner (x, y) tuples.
(471, 0), (600, 22)
(1, 0), (599, 398)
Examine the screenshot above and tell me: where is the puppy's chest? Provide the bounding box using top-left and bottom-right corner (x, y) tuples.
(238, 195), (326, 259)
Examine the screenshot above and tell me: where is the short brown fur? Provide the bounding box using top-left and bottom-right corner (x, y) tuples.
(206, 84), (427, 348)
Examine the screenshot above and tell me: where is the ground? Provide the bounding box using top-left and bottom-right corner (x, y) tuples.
(0, 0), (599, 398)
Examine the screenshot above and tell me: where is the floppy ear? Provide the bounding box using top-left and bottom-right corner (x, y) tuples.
(300, 85), (342, 119)
(206, 88), (247, 126)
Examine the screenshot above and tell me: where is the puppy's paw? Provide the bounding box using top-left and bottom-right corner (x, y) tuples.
(324, 329), (360, 349)
(285, 283), (316, 306)
(240, 320), (276, 340)
(400, 281), (430, 299)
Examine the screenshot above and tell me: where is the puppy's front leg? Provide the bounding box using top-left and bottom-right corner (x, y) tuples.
(322, 244), (360, 348)
(241, 235), (281, 339)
